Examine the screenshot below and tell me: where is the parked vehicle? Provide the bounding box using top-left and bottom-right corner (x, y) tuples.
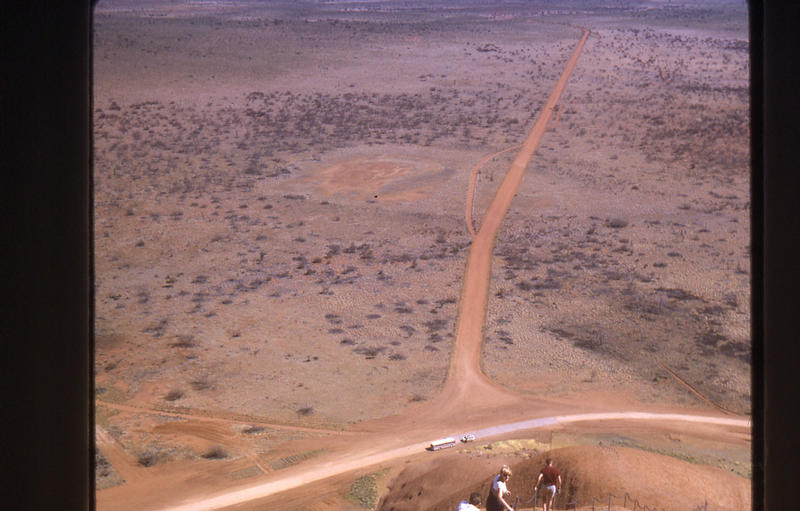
(461, 433), (476, 443)
(427, 437), (457, 451)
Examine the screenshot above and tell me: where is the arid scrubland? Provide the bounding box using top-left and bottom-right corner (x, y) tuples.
(93, 0), (749, 495)
(482, 20), (750, 413)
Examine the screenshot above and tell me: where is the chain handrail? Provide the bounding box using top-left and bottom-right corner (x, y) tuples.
(583, 491), (662, 511)
(526, 490), (706, 510)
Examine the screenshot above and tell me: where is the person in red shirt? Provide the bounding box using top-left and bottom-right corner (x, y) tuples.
(535, 458), (562, 511)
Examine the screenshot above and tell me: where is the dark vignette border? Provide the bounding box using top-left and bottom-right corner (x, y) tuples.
(2, 1), (94, 510)
(753, 1), (800, 510)
(1, 1), (797, 510)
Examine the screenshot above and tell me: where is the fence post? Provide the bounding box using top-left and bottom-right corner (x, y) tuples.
(624, 493), (628, 508)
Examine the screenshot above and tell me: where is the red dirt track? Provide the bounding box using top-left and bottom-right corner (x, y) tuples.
(445, 29), (591, 406)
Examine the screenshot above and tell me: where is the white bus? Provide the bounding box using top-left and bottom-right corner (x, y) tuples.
(428, 437), (457, 451)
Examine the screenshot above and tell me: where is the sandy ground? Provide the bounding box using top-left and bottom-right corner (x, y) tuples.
(93, 1), (750, 510)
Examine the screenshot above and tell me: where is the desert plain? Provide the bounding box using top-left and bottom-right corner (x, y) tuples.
(92, 1), (751, 510)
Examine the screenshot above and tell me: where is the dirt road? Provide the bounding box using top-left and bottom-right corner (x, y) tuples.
(151, 412), (746, 511)
(438, 28), (591, 408)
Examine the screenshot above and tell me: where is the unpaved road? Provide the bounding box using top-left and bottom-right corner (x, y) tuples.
(154, 412), (748, 511)
(98, 27), (750, 511)
(445, 28), (591, 401)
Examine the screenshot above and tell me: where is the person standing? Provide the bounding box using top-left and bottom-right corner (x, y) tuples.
(486, 465), (514, 511)
(456, 492), (482, 510)
(535, 458), (562, 511)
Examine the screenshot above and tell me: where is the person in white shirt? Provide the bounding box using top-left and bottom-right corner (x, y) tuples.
(456, 492), (482, 510)
(486, 465), (514, 511)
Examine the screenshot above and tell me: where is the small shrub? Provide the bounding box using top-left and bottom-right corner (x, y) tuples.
(699, 305), (725, 316)
(353, 346), (386, 359)
(657, 287), (699, 301)
(202, 447), (227, 459)
(347, 474), (380, 509)
(532, 278), (561, 290)
(606, 218), (628, 228)
(424, 319), (448, 332)
(399, 325), (415, 336)
(136, 450), (159, 467)
(96, 451), (112, 477)
(164, 389), (183, 401)
(296, 407), (314, 416)
(190, 378), (212, 391)
(169, 335), (195, 348)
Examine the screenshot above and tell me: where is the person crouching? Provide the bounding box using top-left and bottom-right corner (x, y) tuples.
(456, 492), (482, 510)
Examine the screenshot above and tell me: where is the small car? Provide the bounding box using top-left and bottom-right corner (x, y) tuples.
(461, 433), (476, 443)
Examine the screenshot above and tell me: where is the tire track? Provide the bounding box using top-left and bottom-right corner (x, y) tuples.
(658, 364), (738, 415)
(96, 399), (356, 435)
(465, 144), (522, 236)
